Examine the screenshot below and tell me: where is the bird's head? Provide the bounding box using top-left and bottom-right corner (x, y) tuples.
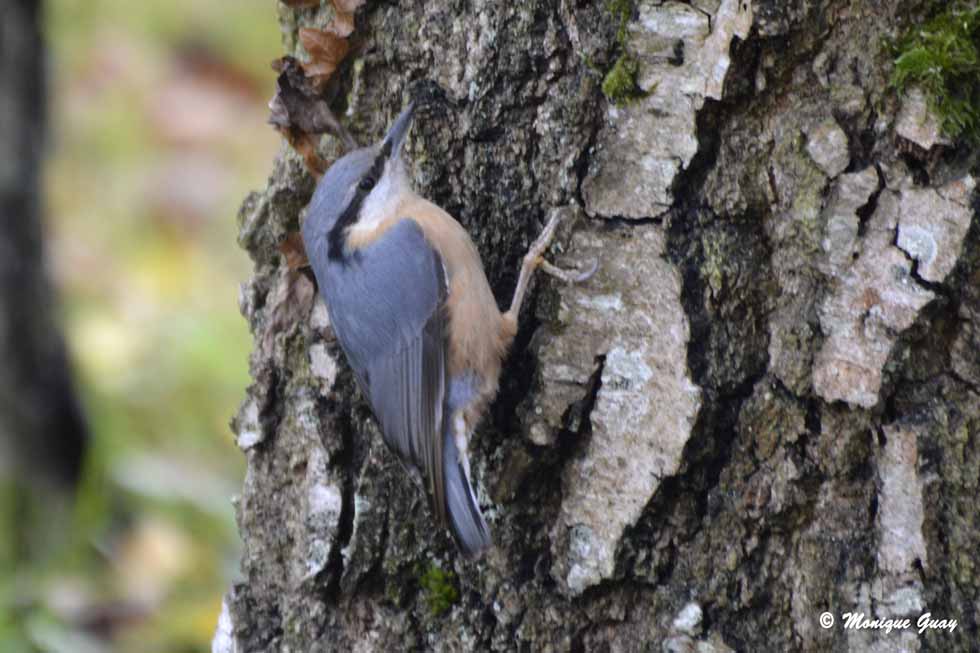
(303, 104), (416, 261)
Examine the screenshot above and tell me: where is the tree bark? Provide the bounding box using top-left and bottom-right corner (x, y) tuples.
(218, 1), (979, 651)
(0, 0), (88, 563)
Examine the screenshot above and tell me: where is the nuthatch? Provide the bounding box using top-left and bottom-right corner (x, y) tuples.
(302, 104), (594, 557)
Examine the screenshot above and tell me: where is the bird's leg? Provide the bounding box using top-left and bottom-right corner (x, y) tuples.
(504, 212), (597, 322)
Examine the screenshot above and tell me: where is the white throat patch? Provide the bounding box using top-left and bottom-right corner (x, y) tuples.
(352, 158), (410, 237)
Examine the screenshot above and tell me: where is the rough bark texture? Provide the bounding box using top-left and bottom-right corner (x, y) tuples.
(0, 0), (87, 491)
(219, 1), (980, 651)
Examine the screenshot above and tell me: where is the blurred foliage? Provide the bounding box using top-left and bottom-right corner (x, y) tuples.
(890, 2), (980, 143)
(1, 1), (281, 652)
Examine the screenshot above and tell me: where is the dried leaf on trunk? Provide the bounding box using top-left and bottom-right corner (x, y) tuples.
(267, 55), (349, 135)
(278, 231), (310, 271)
(288, 131), (329, 177)
(332, 0), (365, 12)
(267, 0), (365, 174)
(329, 11), (355, 38)
(299, 27), (350, 86)
(268, 56), (352, 175)
(330, 0), (366, 37)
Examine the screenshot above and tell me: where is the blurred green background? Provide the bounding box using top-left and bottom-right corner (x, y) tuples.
(2, 1), (280, 651)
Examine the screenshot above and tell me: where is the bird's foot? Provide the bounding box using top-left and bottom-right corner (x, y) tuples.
(523, 209), (563, 264)
(506, 212), (597, 319)
(526, 211), (598, 283)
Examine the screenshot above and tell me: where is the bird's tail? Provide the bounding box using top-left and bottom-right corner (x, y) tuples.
(442, 425), (492, 558)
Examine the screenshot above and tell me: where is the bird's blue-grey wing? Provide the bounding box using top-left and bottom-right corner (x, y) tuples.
(315, 218), (449, 525)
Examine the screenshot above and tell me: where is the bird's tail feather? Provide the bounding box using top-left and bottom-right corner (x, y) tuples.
(442, 426), (492, 558)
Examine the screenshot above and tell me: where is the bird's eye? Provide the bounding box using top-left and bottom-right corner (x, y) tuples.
(358, 176), (376, 192)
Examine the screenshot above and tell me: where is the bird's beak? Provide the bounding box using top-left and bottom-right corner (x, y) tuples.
(383, 103), (415, 160)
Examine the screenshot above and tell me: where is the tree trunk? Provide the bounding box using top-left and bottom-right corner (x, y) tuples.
(218, 1), (979, 651)
(0, 0), (88, 566)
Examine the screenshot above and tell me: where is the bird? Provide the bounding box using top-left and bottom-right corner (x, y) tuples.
(301, 103), (595, 557)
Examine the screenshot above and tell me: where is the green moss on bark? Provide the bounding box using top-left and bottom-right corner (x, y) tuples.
(418, 564), (458, 617)
(891, 3), (980, 143)
(601, 0), (640, 105)
(602, 55), (640, 104)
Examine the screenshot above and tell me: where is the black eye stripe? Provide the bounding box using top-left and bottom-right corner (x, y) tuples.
(357, 148), (389, 193)
(328, 146), (393, 262)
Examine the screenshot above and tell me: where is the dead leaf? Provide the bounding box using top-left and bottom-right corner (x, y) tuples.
(332, 0), (365, 12)
(268, 1), (364, 173)
(329, 0), (366, 37)
(299, 27), (349, 87)
(267, 55), (345, 135)
(279, 231), (310, 270)
(329, 11), (355, 38)
(268, 56), (352, 175)
(288, 131), (329, 177)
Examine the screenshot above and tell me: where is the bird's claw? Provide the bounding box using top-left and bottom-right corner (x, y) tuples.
(527, 213), (597, 284)
(525, 213), (562, 262)
(507, 212), (595, 319)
